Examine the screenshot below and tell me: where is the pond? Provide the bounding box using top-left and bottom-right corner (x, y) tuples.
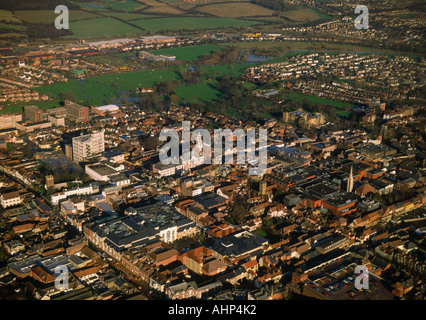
(238, 49), (275, 64)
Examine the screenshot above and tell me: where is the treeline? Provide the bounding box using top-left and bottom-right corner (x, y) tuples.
(26, 23), (73, 39)
(196, 46), (241, 65)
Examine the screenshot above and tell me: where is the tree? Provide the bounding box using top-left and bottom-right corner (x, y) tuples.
(229, 194), (249, 224)
(139, 92), (159, 111)
(139, 135), (160, 151)
(59, 91), (79, 104)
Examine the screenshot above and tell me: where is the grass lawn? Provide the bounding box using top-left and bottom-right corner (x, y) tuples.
(130, 17), (262, 32)
(67, 17), (142, 38)
(150, 44), (224, 62)
(242, 82), (258, 90)
(254, 229), (268, 238)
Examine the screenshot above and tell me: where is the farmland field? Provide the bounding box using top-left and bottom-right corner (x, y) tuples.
(150, 45), (224, 62)
(143, 6), (185, 15)
(100, 12), (161, 20)
(0, 9), (21, 23)
(14, 10), (102, 24)
(130, 17), (262, 32)
(195, 2), (276, 18)
(103, 0), (146, 12)
(281, 8), (330, 22)
(66, 17), (142, 38)
(70, 1), (113, 11)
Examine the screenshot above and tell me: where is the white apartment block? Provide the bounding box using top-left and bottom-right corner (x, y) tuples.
(0, 191), (23, 208)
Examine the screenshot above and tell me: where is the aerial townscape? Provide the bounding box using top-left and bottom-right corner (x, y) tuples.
(0, 0), (424, 303)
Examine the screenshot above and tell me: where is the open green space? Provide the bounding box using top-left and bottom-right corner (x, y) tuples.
(31, 69), (180, 107)
(67, 17), (142, 38)
(283, 92), (353, 109)
(130, 17), (263, 32)
(150, 45), (224, 62)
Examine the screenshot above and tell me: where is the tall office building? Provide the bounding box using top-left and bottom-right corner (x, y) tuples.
(24, 105), (46, 123)
(72, 130), (105, 163)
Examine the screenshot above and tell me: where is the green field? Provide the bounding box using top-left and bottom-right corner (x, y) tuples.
(336, 111), (351, 119)
(31, 69), (180, 106)
(283, 92), (353, 109)
(103, 0), (146, 12)
(130, 17), (262, 32)
(176, 82), (222, 103)
(0, 101), (61, 114)
(67, 17), (142, 38)
(150, 45), (224, 62)
(101, 12), (160, 20)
